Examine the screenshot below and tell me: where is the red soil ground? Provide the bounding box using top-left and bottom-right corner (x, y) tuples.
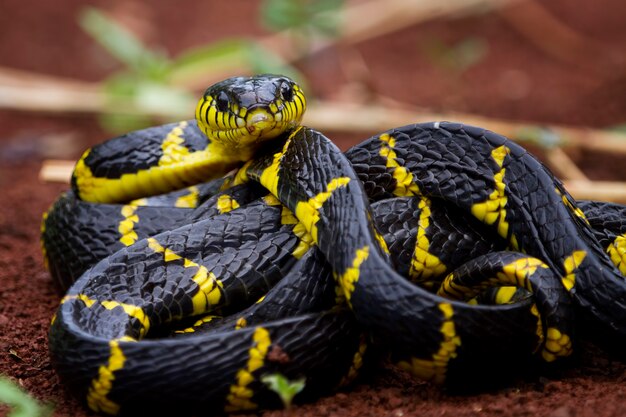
(1, 1), (626, 416)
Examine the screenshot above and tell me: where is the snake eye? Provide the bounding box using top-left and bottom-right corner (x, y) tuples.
(215, 91), (230, 112)
(279, 82), (294, 102)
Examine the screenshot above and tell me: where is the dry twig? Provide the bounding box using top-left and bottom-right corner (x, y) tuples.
(305, 101), (626, 155)
(39, 158), (626, 203)
(39, 160), (75, 183)
(543, 147), (589, 182)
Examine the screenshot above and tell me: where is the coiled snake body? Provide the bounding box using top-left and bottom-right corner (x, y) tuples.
(42, 75), (626, 415)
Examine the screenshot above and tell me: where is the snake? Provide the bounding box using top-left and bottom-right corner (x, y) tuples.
(42, 74), (626, 416)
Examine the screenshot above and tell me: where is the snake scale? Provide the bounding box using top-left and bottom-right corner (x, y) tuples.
(41, 75), (626, 416)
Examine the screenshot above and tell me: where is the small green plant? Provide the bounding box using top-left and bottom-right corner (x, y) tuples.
(261, 373), (306, 410)
(261, 0), (345, 38)
(260, 0), (345, 56)
(421, 37), (489, 75)
(78, 7), (306, 133)
(0, 376), (53, 417)
(611, 123), (626, 133)
(79, 6), (192, 131)
(516, 126), (561, 148)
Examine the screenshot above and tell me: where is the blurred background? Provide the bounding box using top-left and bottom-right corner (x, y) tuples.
(1, 0), (626, 200)
(1, 1), (626, 414)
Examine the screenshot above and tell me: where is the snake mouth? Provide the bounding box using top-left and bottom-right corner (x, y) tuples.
(203, 107), (300, 151)
(243, 107), (298, 140)
(245, 109), (274, 134)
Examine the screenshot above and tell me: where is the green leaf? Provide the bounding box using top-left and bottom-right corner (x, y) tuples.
(421, 37), (489, 73)
(261, 373), (306, 410)
(98, 113), (154, 134)
(309, 0), (345, 36)
(0, 376), (53, 417)
(132, 83), (194, 118)
(453, 38), (488, 71)
(260, 0), (344, 36)
(261, 0), (303, 31)
(169, 39), (253, 84)
(610, 123), (626, 133)
(100, 75), (194, 132)
(515, 126), (561, 148)
(79, 6), (170, 79)
(247, 43), (307, 89)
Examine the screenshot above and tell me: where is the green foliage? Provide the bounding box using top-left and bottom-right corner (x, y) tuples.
(79, 7), (195, 131)
(246, 43), (307, 90)
(0, 377), (52, 417)
(169, 39), (253, 83)
(610, 123), (626, 134)
(421, 37), (489, 74)
(515, 126), (561, 148)
(78, 7), (309, 133)
(261, 0), (345, 37)
(79, 7), (170, 81)
(261, 373), (306, 410)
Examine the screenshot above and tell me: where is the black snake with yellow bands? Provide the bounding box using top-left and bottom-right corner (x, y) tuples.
(43, 75), (626, 415)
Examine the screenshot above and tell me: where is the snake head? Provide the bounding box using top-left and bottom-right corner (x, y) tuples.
(195, 74), (306, 154)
